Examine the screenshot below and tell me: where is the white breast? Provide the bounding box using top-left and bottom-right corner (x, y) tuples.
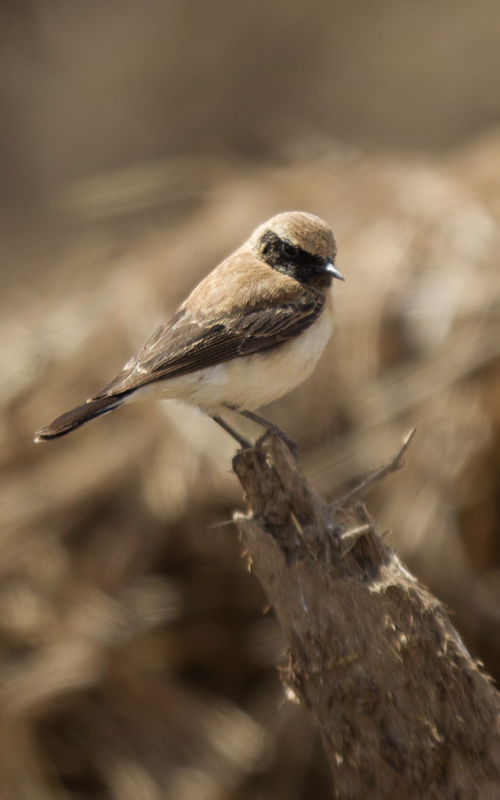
(128, 294), (335, 413)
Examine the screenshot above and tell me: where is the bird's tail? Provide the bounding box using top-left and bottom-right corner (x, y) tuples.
(34, 395), (126, 442)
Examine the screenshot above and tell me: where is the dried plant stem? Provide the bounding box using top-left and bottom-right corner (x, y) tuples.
(336, 426), (416, 506)
(232, 433), (500, 799)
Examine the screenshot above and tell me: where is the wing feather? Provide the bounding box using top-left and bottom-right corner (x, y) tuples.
(96, 290), (325, 398)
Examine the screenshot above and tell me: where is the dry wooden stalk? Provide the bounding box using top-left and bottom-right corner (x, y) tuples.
(233, 432), (500, 799)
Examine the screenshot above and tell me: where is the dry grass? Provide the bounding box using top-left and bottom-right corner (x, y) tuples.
(1, 130), (500, 798)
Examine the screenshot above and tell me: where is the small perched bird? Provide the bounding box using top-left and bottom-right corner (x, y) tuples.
(35, 212), (344, 448)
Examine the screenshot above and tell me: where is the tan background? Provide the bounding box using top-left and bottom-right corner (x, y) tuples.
(1, 2), (500, 798)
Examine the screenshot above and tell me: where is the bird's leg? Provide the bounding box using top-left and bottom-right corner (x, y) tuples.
(230, 408), (299, 458)
(212, 414), (252, 449)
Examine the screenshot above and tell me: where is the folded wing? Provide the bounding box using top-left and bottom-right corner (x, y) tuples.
(96, 290), (325, 398)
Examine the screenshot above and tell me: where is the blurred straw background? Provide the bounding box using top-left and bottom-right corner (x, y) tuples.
(2, 1), (500, 798)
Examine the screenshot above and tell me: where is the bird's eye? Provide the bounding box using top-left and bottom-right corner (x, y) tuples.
(283, 242), (296, 257)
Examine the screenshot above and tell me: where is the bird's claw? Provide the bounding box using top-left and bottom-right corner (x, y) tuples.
(258, 425), (299, 459)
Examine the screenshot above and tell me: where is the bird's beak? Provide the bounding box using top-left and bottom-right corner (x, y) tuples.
(322, 262), (345, 281)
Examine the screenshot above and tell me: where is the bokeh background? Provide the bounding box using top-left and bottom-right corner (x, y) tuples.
(2, 1), (500, 798)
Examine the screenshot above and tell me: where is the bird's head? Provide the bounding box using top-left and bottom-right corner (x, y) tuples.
(251, 211), (344, 287)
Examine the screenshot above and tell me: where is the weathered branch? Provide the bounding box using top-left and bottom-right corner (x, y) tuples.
(233, 433), (500, 799)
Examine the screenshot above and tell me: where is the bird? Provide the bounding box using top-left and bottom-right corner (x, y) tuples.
(35, 211), (344, 450)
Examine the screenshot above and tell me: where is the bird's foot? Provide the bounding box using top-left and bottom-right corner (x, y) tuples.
(256, 425), (299, 459)
(235, 409), (299, 458)
(212, 414), (252, 449)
